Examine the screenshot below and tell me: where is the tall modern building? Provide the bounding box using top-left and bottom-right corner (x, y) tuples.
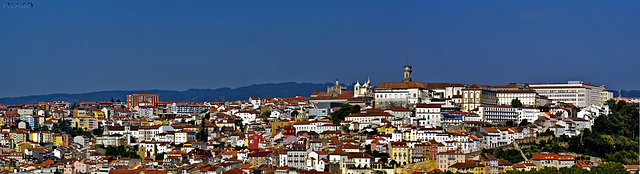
(529, 81), (612, 108)
(127, 94), (159, 109)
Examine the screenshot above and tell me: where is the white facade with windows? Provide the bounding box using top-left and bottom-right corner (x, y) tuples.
(497, 90), (538, 106)
(461, 88), (497, 112)
(477, 105), (518, 124)
(529, 81), (612, 108)
(415, 104), (441, 127)
(374, 82), (431, 109)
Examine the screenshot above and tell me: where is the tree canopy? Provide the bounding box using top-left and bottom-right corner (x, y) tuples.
(329, 104), (360, 125)
(567, 99), (639, 164)
(511, 98), (523, 107)
(499, 163), (628, 174)
(262, 110), (271, 117)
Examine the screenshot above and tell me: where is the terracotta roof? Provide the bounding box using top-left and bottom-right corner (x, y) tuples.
(385, 107), (411, 111)
(377, 82), (428, 89)
(346, 152), (374, 158)
(481, 127), (500, 133)
(415, 104), (441, 108)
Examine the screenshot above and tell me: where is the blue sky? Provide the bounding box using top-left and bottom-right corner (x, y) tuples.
(1, 1), (639, 97)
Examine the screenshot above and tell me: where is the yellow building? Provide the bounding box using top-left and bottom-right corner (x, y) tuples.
(30, 131), (53, 143)
(461, 86), (498, 112)
(93, 111), (105, 119)
(75, 117), (88, 129)
(154, 119), (171, 125)
(53, 133), (64, 147)
(389, 141), (410, 166)
(437, 150), (466, 171)
(73, 108), (88, 117)
(447, 160), (485, 174)
(16, 141), (39, 153)
(0, 116), (5, 127)
(140, 119), (150, 126)
(377, 124), (396, 134)
(269, 121), (292, 135)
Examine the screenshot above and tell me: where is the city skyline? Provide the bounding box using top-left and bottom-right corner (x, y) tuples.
(1, 0), (639, 98)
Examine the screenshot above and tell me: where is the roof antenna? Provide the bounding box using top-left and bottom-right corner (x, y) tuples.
(406, 56), (409, 66)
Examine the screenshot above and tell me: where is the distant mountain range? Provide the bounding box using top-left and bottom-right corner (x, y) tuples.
(0, 82), (336, 104)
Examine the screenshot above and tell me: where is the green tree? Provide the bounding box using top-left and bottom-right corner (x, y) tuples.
(262, 110), (271, 117)
(341, 124), (351, 133)
(329, 104), (360, 125)
(197, 118), (207, 142)
(506, 120), (515, 127)
(91, 128), (104, 136)
(591, 162), (628, 174)
(234, 146), (247, 150)
(538, 106), (550, 112)
(519, 119), (529, 126)
(373, 170), (387, 174)
(567, 99), (639, 164)
(155, 153), (165, 160)
(511, 98), (523, 107)
(389, 160), (398, 167)
(291, 110), (299, 117)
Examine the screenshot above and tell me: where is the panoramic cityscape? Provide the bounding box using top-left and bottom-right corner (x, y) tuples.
(2, 1), (640, 174)
(0, 66), (638, 174)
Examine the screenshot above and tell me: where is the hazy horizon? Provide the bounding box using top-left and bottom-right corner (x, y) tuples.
(2, 1), (638, 98)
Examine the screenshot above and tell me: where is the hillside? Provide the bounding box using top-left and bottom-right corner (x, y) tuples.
(0, 82), (335, 104)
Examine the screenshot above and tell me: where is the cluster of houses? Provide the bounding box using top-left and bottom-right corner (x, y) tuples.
(0, 66), (629, 174)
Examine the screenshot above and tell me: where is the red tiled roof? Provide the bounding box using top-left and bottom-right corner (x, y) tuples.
(377, 82), (428, 89)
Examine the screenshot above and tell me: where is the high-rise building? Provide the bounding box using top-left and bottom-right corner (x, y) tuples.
(127, 94), (159, 109)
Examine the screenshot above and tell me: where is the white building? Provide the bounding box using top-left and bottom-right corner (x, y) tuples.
(135, 106), (154, 118)
(249, 97), (261, 109)
(529, 81), (613, 108)
(384, 107), (412, 118)
(517, 107), (541, 124)
(354, 78), (374, 98)
(236, 110), (256, 125)
(477, 105), (518, 124)
(374, 82), (431, 109)
(496, 90), (539, 106)
(174, 130), (195, 144)
(415, 104), (442, 127)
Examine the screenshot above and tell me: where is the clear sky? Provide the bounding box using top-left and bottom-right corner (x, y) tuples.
(1, 1), (639, 98)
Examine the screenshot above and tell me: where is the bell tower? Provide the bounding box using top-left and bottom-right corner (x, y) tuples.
(403, 66), (412, 82)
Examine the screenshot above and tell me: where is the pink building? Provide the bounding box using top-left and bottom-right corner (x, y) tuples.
(87, 117), (98, 130)
(73, 160), (89, 174)
(64, 163), (74, 174)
